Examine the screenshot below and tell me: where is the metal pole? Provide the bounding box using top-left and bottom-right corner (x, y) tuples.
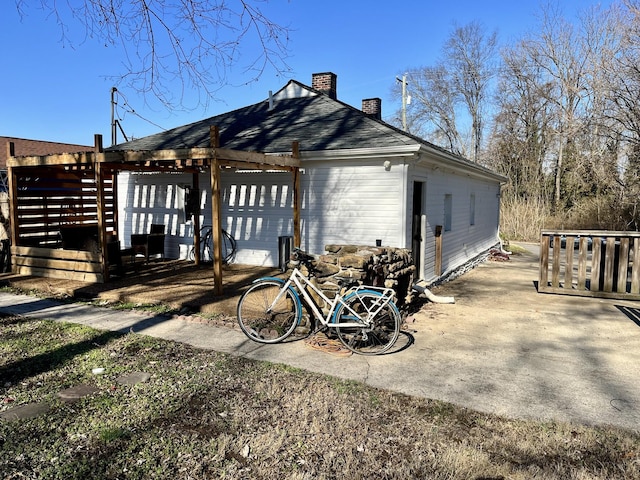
(111, 87), (117, 146)
(401, 74), (407, 132)
(396, 75), (408, 131)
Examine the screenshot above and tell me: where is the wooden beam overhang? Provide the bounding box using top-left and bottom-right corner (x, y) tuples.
(7, 130), (301, 295)
(8, 148), (299, 172)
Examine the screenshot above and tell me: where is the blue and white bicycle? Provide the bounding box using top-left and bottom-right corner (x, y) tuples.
(236, 248), (401, 355)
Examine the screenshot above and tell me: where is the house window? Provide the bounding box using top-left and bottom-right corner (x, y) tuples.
(444, 194), (452, 232)
(470, 193), (476, 226)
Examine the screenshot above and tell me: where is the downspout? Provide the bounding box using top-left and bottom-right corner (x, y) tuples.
(412, 280), (455, 304)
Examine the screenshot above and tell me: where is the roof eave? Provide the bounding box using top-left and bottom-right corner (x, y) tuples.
(417, 145), (508, 184)
(296, 144), (422, 161)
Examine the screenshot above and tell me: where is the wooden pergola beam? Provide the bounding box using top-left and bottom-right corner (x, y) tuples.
(8, 148), (300, 170)
(103, 148), (299, 168)
(6, 130), (302, 295)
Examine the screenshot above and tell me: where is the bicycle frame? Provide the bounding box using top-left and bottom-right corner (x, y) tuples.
(266, 268), (396, 329)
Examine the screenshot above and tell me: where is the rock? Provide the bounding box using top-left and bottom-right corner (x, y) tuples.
(57, 384), (100, 403)
(116, 372), (151, 386)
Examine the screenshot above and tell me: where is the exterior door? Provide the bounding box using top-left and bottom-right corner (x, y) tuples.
(411, 181), (424, 278)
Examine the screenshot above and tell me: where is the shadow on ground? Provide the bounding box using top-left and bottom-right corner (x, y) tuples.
(0, 260), (279, 317)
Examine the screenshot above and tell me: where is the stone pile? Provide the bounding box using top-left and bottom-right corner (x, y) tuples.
(298, 244), (416, 306)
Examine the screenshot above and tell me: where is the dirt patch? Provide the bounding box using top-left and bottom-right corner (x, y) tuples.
(0, 260), (279, 317)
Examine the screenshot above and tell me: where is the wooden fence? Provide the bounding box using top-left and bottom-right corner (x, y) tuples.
(539, 230), (640, 300)
(8, 167), (117, 283)
(12, 245), (104, 283)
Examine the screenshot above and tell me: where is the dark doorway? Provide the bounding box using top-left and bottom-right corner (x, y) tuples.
(411, 181), (424, 276)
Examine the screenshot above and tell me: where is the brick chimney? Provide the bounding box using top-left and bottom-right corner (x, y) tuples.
(362, 98), (382, 120)
(312, 72), (337, 99)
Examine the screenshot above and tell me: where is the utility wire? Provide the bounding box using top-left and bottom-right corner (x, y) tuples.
(114, 90), (167, 133)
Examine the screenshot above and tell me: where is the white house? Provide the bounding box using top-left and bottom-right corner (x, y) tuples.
(111, 72), (507, 284)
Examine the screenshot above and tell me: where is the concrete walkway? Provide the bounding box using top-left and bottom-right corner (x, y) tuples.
(1, 245), (640, 432)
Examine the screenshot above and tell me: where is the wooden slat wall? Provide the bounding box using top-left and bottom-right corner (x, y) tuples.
(12, 245), (103, 282)
(14, 168), (115, 247)
(539, 230), (640, 300)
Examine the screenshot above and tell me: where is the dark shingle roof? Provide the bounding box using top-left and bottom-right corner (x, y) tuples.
(108, 82), (415, 153)
(106, 79), (507, 183)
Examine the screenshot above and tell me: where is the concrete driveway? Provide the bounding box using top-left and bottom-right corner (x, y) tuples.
(407, 243), (640, 431)
(1, 243), (639, 432)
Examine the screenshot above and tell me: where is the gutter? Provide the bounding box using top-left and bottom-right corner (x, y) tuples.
(416, 145), (508, 184)
(295, 144), (422, 161)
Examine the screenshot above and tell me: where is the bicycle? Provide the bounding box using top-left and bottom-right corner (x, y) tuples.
(188, 225), (237, 264)
(236, 248), (401, 355)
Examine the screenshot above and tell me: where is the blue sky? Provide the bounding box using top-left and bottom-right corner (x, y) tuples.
(0, 0), (612, 147)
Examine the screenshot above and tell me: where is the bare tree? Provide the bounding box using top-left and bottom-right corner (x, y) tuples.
(15, 0), (292, 107)
(397, 21), (497, 163)
(519, 2), (592, 212)
(444, 21), (498, 163)
(598, 0), (640, 228)
(489, 42), (554, 202)
(403, 66), (464, 156)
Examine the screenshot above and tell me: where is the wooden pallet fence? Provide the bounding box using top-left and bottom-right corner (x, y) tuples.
(539, 230), (640, 300)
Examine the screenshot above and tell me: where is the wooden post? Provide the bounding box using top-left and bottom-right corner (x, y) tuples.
(618, 237), (630, 293)
(209, 125), (223, 295)
(210, 125), (220, 149)
(192, 172), (201, 265)
(632, 239), (640, 294)
(551, 235), (561, 287)
(292, 141), (301, 247)
(95, 158), (109, 282)
(210, 158), (223, 295)
(577, 237), (588, 290)
(94, 134), (104, 153)
(591, 237), (602, 291)
(564, 235), (575, 288)
(539, 233), (550, 289)
(434, 225), (443, 276)
(7, 142), (17, 272)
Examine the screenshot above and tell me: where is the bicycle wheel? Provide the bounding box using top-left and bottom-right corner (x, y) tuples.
(237, 279), (301, 343)
(198, 227), (236, 264)
(201, 227), (213, 261)
(333, 291), (401, 355)
(221, 229), (237, 264)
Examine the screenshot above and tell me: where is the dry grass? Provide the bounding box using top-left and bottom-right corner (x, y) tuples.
(500, 196), (549, 242)
(2, 313), (640, 479)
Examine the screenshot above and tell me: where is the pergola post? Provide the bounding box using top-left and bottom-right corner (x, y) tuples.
(6, 142), (17, 273)
(192, 172), (201, 265)
(292, 141), (301, 248)
(210, 126), (223, 295)
(210, 158), (223, 295)
(95, 158), (109, 281)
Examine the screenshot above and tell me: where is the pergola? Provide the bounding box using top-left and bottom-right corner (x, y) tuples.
(6, 127), (301, 295)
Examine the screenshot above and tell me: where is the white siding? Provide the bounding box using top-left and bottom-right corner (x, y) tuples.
(416, 165), (501, 282)
(117, 172), (194, 259)
(301, 163), (405, 253)
(117, 157), (501, 274)
(223, 171), (296, 266)
(118, 170), (297, 266)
